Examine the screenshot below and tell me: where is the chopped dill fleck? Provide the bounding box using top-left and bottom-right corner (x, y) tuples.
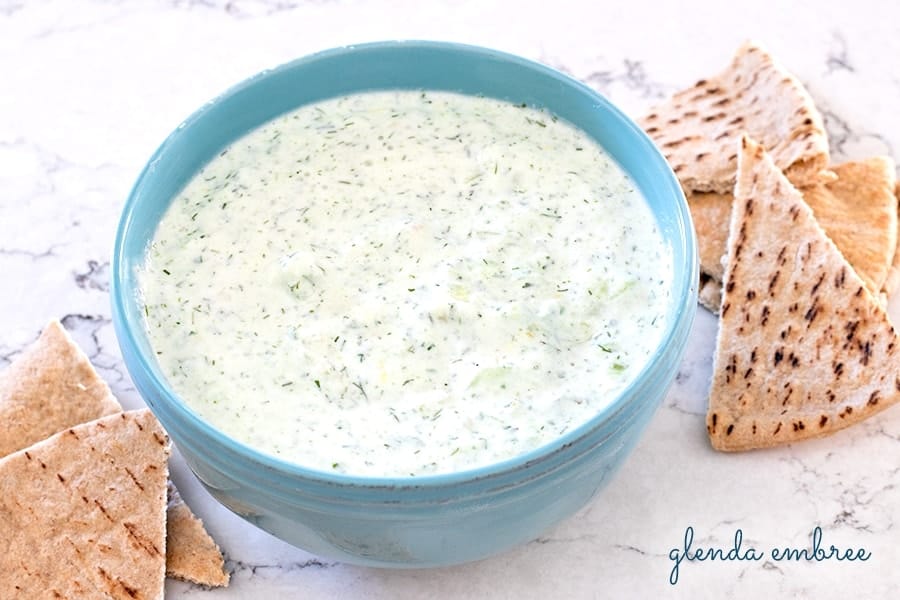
(352, 381), (368, 400)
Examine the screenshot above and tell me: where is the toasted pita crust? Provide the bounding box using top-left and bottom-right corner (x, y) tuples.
(640, 41), (829, 194)
(0, 320), (121, 456)
(166, 482), (230, 587)
(803, 157), (897, 294)
(689, 192), (733, 282)
(0, 410), (169, 599)
(707, 137), (900, 451)
(880, 182), (900, 299)
(0, 319), (228, 587)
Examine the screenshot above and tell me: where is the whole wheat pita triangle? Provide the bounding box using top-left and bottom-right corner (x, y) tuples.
(640, 41), (830, 194)
(165, 482), (229, 587)
(706, 137), (900, 451)
(0, 320), (228, 587)
(0, 409), (169, 600)
(0, 320), (120, 457)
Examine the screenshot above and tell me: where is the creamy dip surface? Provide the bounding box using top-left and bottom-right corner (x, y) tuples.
(138, 90), (672, 477)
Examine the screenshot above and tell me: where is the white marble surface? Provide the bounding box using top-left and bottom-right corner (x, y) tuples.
(3, 0), (900, 597)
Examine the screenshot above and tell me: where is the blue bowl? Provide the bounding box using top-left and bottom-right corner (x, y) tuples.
(112, 41), (697, 567)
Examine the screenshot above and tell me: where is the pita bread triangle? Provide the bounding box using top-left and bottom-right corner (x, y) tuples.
(0, 320), (121, 457)
(640, 41), (830, 194)
(165, 482), (230, 587)
(707, 137), (900, 451)
(0, 409), (169, 599)
(0, 320), (229, 587)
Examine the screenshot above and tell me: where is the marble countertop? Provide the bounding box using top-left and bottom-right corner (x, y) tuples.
(3, 0), (900, 597)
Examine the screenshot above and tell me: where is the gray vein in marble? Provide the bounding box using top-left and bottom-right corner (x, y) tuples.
(0, 136), (123, 179)
(620, 59), (671, 101)
(0, 245), (60, 260)
(169, 0), (332, 18)
(531, 532), (600, 547)
(61, 313), (109, 354)
(612, 543), (671, 560)
(825, 31), (854, 74)
(74, 259), (110, 292)
(662, 398), (699, 418)
(539, 55), (671, 104)
(781, 451), (895, 536)
(823, 108), (853, 155)
(665, 367), (706, 416)
(0, 1), (23, 17)
(821, 107), (896, 164)
(833, 483), (891, 534)
(780, 455), (828, 510)
(59, 313), (133, 395)
(870, 422), (900, 443)
(225, 557), (339, 579)
(613, 543), (648, 556)
(0, 323), (41, 369)
(761, 560), (784, 574)
(0, 344), (21, 369)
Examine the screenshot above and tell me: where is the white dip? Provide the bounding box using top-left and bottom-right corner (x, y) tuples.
(139, 90), (671, 477)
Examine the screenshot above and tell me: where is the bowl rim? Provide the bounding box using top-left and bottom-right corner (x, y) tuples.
(111, 39), (697, 489)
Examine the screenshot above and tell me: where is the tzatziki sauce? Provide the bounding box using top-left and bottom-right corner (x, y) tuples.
(138, 90), (672, 477)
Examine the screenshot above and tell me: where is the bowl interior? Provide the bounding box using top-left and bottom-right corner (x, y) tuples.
(113, 41), (696, 485)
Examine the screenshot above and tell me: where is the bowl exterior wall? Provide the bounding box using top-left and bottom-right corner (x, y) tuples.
(180, 377), (664, 567)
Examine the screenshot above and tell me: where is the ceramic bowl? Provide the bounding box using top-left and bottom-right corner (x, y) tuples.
(111, 41), (697, 567)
